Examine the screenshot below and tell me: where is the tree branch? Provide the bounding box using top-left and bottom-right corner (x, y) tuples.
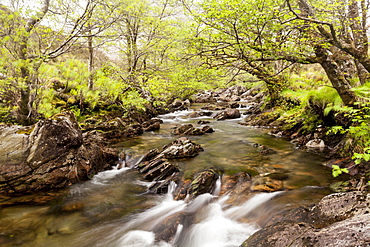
(286, 0), (340, 45)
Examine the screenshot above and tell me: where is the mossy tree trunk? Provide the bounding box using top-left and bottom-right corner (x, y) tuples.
(315, 45), (359, 107)
(247, 63), (287, 107)
(11, 0), (50, 125)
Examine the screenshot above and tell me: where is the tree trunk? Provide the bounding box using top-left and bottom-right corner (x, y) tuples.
(13, 0), (50, 125)
(14, 61), (37, 125)
(125, 17), (140, 76)
(88, 35), (94, 90)
(354, 60), (369, 85)
(248, 63), (286, 106)
(315, 45), (358, 106)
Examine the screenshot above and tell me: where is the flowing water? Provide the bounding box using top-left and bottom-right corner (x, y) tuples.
(0, 104), (341, 247)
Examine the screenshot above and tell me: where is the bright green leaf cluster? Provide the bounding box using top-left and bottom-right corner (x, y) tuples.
(332, 165), (349, 178)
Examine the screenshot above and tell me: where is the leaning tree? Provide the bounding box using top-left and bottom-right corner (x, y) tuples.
(187, 0), (367, 106)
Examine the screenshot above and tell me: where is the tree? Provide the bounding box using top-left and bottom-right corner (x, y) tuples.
(0, 0), (50, 125)
(0, 0), (121, 124)
(286, 0), (361, 106)
(187, 0), (364, 106)
(184, 0), (309, 105)
(115, 0), (178, 83)
(290, 0), (370, 74)
(80, 0), (123, 90)
(113, 0), (221, 103)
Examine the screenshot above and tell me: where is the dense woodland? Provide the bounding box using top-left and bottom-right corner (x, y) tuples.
(1, 0), (370, 174)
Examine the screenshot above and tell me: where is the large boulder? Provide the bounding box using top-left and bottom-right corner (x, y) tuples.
(240, 191), (370, 247)
(27, 112), (83, 165)
(0, 112), (118, 195)
(242, 215), (370, 247)
(168, 99), (191, 111)
(309, 191), (370, 223)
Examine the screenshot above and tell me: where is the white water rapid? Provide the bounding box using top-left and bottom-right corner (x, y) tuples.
(83, 177), (282, 247)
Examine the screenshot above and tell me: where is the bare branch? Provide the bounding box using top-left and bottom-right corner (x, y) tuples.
(25, 0), (50, 33)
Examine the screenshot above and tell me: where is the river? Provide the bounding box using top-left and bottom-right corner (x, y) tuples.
(0, 104), (340, 247)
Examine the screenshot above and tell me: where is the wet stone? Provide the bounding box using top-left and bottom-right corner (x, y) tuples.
(0, 111), (118, 195)
(189, 169), (219, 196)
(148, 173), (179, 194)
(143, 161), (180, 181)
(160, 137), (204, 159)
(142, 119), (163, 131)
(172, 124), (214, 136)
(136, 137), (204, 194)
(241, 191), (370, 247)
(213, 108), (241, 120)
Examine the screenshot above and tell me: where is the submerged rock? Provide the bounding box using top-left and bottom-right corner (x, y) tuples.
(0, 112), (118, 195)
(220, 172), (252, 196)
(197, 120), (211, 125)
(250, 176), (285, 192)
(252, 143), (277, 154)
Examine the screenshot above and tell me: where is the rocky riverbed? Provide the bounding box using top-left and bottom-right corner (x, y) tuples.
(0, 85), (369, 246)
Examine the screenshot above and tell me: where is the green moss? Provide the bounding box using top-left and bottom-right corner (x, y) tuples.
(53, 100), (67, 107)
(67, 96), (78, 104)
(329, 181), (350, 192)
(16, 126), (34, 135)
